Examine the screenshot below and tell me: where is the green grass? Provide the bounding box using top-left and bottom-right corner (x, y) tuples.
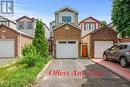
(0, 57), (50, 87)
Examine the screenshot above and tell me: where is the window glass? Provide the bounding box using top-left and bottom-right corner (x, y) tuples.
(19, 22), (24, 29)
(86, 23), (95, 30)
(62, 16), (71, 23)
(110, 45), (118, 50)
(59, 41), (67, 44)
(68, 41), (76, 44)
(27, 22), (32, 29)
(118, 45), (127, 50)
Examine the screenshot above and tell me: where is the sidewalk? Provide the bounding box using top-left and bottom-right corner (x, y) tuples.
(91, 59), (130, 81)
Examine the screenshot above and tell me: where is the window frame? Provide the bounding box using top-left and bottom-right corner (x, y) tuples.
(62, 16), (72, 23)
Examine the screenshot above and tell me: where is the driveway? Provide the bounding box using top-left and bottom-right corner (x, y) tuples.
(36, 59), (130, 87)
(0, 58), (16, 66)
(92, 59), (130, 81)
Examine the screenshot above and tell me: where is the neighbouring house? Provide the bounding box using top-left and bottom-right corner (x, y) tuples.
(16, 16), (36, 37)
(79, 17), (100, 37)
(0, 16), (16, 29)
(82, 27), (117, 58)
(0, 24), (33, 58)
(16, 16), (50, 39)
(51, 6), (81, 58)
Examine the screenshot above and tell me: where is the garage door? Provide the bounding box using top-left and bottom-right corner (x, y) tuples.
(94, 41), (113, 58)
(56, 40), (78, 58)
(0, 40), (14, 58)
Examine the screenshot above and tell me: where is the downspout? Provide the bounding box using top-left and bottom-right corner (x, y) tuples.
(19, 33), (22, 57)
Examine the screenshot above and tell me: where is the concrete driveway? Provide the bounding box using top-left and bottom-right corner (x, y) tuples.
(36, 59), (130, 87)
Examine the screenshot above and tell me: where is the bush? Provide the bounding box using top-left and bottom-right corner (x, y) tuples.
(22, 44), (37, 56)
(21, 44), (39, 68)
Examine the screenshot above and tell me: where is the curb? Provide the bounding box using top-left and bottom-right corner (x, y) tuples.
(90, 59), (130, 82)
(36, 59), (53, 80)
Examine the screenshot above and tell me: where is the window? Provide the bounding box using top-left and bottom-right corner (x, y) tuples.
(62, 16), (72, 23)
(0, 21), (7, 25)
(59, 41), (67, 44)
(68, 41), (76, 44)
(110, 45), (118, 51)
(18, 22), (24, 29)
(27, 22), (33, 29)
(86, 23), (95, 30)
(118, 45), (127, 50)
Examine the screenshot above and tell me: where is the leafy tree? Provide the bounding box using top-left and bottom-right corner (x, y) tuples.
(33, 19), (48, 57)
(112, 0), (130, 38)
(99, 21), (108, 28)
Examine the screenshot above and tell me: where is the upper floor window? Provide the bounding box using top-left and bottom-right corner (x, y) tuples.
(27, 22), (33, 29)
(62, 16), (72, 23)
(18, 22), (24, 29)
(86, 23), (95, 30)
(0, 21), (7, 25)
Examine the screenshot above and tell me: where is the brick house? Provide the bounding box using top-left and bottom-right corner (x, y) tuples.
(0, 24), (32, 58)
(51, 7), (81, 58)
(0, 16), (50, 58)
(82, 27), (117, 58)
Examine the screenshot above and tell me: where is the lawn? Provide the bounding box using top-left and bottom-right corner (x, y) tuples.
(0, 57), (50, 87)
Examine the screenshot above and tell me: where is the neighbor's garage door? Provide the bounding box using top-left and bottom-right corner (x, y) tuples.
(94, 41), (113, 58)
(56, 40), (78, 58)
(0, 40), (14, 58)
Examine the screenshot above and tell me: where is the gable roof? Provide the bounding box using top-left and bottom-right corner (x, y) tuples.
(16, 16), (35, 22)
(82, 27), (117, 39)
(0, 15), (16, 24)
(80, 16), (100, 23)
(54, 23), (81, 31)
(0, 24), (33, 38)
(55, 6), (79, 14)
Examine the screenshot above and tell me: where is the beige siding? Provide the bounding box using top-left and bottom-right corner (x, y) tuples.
(82, 35), (91, 57)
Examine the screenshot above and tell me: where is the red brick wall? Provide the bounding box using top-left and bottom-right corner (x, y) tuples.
(118, 38), (130, 43)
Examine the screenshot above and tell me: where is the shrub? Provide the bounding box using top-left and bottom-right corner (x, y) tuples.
(22, 44), (37, 56)
(21, 44), (39, 68)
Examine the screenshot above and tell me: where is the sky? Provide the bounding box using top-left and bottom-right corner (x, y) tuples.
(6, 0), (112, 26)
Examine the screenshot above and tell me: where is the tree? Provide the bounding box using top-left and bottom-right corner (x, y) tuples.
(112, 0), (130, 38)
(99, 21), (108, 28)
(33, 19), (48, 57)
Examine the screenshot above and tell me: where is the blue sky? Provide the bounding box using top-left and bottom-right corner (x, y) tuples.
(12, 0), (112, 26)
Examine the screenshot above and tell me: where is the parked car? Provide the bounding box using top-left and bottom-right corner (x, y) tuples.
(103, 43), (130, 67)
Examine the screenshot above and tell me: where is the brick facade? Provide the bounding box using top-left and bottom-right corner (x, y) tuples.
(82, 28), (117, 58)
(53, 24), (81, 58)
(0, 25), (33, 58)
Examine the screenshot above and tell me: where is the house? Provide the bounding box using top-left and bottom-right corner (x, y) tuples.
(0, 16), (16, 29)
(16, 16), (50, 39)
(16, 16), (36, 37)
(0, 24), (33, 58)
(82, 27), (117, 58)
(52, 6), (81, 58)
(79, 17), (100, 37)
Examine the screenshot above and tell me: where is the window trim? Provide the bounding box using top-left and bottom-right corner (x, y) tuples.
(62, 16), (72, 23)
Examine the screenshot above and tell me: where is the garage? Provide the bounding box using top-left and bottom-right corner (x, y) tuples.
(82, 27), (117, 58)
(0, 40), (14, 58)
(56, 40), (78, 58)
(94, 41), (113, 58)
(0, 24), (33, 58)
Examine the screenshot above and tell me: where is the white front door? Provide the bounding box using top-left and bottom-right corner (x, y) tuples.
(56, 40), (78, 58)
(0, 39), (14, 58)
(94, 41), (113, 58)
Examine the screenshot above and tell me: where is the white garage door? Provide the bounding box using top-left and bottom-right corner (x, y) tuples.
(0, 40), (14, 58)
(56, 40), (78, 58)
(94, 41), (113, 58)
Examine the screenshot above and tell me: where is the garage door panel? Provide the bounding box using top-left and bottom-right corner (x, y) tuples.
(56, 40), (78, 58)
(0, 40), (14, 58)
(94, 41), (113, 58)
